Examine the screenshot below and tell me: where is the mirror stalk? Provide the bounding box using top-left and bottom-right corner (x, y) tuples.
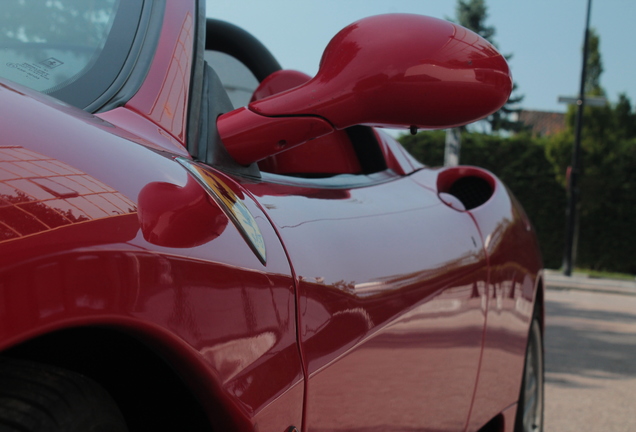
(218, 107), (334, 165)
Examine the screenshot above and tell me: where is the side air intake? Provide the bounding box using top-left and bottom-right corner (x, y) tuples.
(437, 167), (495, 211)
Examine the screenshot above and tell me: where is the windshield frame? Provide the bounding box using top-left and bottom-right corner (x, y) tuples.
(0, 1), (166, 112)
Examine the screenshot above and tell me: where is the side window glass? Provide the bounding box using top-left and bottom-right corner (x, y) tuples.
(204, 50), (258, 109)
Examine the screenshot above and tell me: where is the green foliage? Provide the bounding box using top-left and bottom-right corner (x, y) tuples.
(455, 0), (495, 43)
(542, 26), (636, 273)
(400, 11), (636, 273)
(453, 0), (524, 132)
(398, 130), (445, 166)
(614, 94), (636, 138)
(585, 29), (604, 96)
(400, 90), (636, 273)
(545, 94), (636, 273)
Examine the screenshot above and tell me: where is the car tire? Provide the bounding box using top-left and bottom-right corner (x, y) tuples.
(514, 313), (544, 432)
(0, 357), (128, 432)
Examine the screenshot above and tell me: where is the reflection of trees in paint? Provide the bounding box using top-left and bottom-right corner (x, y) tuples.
(53, 205), (90, 224)
(1, 189), (30, 205)
(0, 147), (137, 241)
(0, 0), (117, 46)
(0, 189), (89, 233)
(0, 0), (118, 91)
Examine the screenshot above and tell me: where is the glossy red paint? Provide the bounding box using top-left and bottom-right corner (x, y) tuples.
(0, 3), (543, 431)
(251, 70), (363, 175)
(251, 14), (511, 128)
(138, 174), (229, 248)
(245, 171), (490, 431)
(0, 79), (303, 431)
(256, 129), (362, 176)
(124, 1), (195, 145)
(251, 70), (421, 177)
(218, 14), (512, 165)
(250, 69), (312, 102)
(97, 107), (190, 156)
(411, 165), (543, 430)
(218, 106), (335, 165)
(466, 178), (543, 431)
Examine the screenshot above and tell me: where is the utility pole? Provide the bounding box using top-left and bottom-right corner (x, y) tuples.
(563, 0), (593, 277)
(444, 129), (461, 166)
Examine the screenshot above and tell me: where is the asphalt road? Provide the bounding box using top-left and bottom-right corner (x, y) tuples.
(544, 275), (636, 431)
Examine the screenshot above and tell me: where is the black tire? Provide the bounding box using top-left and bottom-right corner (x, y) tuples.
(514, 314), (544, 432)
(0, 357), (128, 432)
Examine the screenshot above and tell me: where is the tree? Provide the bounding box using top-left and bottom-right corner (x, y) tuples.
(614, 93), (636, 139)
(400, 23), (636, 272)
(455, 0), (495, 44)
(454, 0), (524, 132)
(584, 28), (604, 96)
(545, 28), (636, 272)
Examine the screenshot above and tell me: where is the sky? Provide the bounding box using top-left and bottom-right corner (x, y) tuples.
(205, 0), (636, 114)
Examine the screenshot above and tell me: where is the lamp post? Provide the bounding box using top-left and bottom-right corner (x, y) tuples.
(562, 0), (593, 277)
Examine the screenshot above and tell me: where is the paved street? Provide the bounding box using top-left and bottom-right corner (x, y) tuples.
(544, 272), (636, 431)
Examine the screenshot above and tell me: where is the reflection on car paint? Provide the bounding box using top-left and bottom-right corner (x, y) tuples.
(0, 146), (135, 242)
(129, 7), (194, 143)
(177, 157), (267, 264)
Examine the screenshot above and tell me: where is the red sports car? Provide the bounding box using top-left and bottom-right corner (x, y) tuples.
(0, 1), (544, 432)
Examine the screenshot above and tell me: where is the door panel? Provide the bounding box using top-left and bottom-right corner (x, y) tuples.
(245, 170), (489, 431)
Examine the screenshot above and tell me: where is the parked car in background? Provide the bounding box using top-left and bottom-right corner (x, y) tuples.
(0, 1), (543, 431)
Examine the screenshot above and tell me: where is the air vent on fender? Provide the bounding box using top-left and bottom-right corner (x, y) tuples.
(436, 167), (495, 211)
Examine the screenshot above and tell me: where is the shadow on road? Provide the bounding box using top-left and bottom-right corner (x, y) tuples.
(545, 297), (636, 388)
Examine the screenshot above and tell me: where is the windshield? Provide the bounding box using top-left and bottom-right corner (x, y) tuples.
(0, 0), (143, 109)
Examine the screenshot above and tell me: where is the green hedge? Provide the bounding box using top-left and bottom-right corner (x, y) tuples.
(400, 128), (636, 273)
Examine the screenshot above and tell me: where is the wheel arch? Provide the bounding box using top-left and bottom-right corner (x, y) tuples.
(2, 326), (235, 432)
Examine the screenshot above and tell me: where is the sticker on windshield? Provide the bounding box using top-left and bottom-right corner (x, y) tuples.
(5, 61), (53, 83)
(40, 58), (64, 69)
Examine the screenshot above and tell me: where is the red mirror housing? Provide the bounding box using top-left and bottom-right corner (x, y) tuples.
(218, 14), (512, 166)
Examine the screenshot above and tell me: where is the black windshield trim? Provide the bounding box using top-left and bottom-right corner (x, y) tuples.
(91, 0), (165, 112)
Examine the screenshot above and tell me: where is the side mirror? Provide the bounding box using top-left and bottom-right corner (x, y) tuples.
(218, 14), (512, 165)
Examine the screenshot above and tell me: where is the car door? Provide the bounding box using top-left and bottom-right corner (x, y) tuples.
(203, 12), (514, 430)
(242, 162), (489, 431)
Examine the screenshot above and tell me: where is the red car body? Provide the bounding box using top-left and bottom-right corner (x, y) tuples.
(0, 1), (543, 431)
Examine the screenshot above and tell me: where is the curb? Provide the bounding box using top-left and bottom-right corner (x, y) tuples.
(544, 270), (636, 296)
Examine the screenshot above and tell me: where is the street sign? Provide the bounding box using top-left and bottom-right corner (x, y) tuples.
(558, 95), (607, 107)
